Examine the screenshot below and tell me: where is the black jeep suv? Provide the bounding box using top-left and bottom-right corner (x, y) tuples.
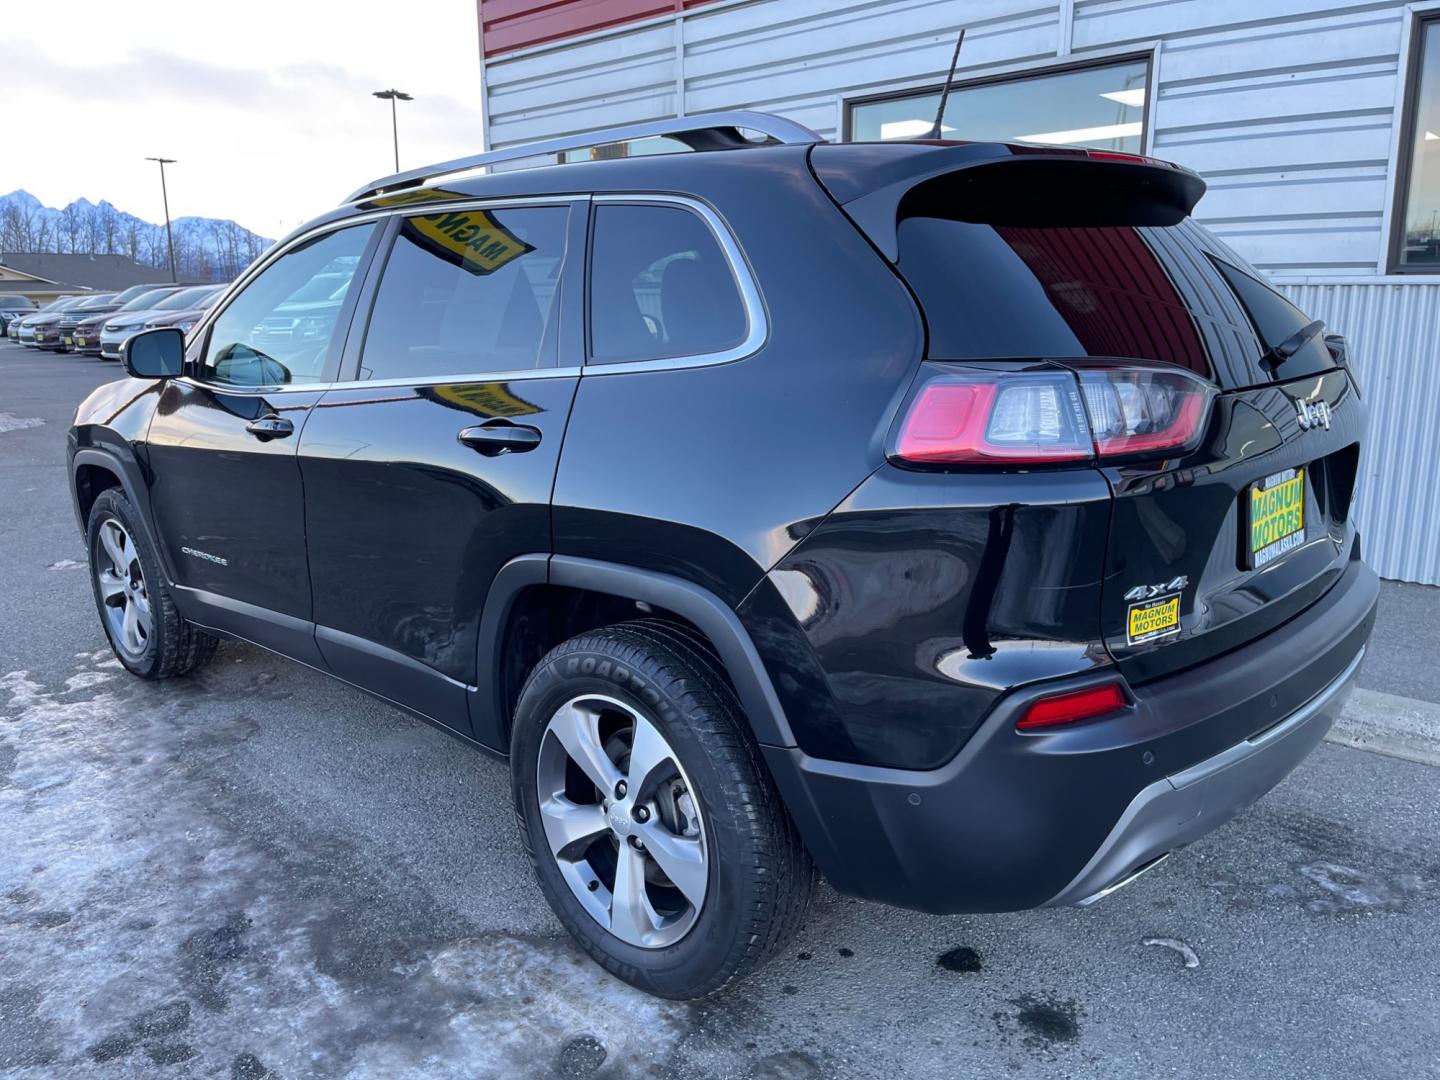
(69, 111), (1377, 998)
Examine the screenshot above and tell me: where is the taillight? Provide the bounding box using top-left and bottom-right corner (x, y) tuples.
(1016, 682), (1129, 731)
(895, 371), (1092, 464)
(893, 363), (1214, 467)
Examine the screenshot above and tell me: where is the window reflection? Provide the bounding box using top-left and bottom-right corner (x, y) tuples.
(201, 225), (374, 387)
(849, 58), (1149, 154)
(359, 205), (567, 381)
(1397, 19), (1440, 269)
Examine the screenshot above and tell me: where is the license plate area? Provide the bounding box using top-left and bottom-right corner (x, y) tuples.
(1247, 467), (1306, 569)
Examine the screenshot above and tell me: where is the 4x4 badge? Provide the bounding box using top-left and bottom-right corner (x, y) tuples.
(1123, 576), (1188, 602)
(1295, 398), (1332, 431)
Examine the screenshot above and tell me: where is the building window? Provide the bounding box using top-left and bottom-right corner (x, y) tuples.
(1394, 16), (1440, 271)
(847, 56), (1150, 153)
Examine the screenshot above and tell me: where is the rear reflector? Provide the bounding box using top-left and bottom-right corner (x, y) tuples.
(1017, 682), (1129, 731)
(893, 363), (1215, 466)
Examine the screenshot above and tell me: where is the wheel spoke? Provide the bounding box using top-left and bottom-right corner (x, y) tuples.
(608, 842), (659, 946)
(624, 713), (674, 800)
(549, 703), (623, 795)
(97, 569), (127, 601)
(99, 522), (127, 574)
(539, 794), (609, 859)
(636, 822), (707, 907)
(121, 600), (141, 652)
(132, 592), (152, 637)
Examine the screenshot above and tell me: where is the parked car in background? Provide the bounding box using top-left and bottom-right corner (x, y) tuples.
(49, 294), (120, 351)
(0, 295), (38, 334)
(20, 296), (86, 348)
(142, 285), (226, 333)
(98, 286), (218, 360)
(72, 287), (182, 357)
(13, 296), (80, 344)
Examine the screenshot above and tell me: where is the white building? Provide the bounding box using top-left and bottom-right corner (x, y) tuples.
(477, 0), (1440, 584)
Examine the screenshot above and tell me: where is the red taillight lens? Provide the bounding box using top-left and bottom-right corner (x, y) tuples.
(895, 371), (1093, 464)
(893, 364), (1214, 467)
(1017, 682), (1129, 731)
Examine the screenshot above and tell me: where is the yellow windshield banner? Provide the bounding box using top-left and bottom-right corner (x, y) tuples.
(401, 209), (533, 276)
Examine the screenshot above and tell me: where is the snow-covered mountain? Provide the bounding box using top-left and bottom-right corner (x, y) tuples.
(0, 190), (273, 282)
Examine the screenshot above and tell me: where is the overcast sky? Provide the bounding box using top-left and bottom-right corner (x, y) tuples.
(4, 0), (486, 240)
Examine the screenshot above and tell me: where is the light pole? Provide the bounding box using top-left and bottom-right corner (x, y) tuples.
(372, 89), (413, 172)
(145, 156), (178, 282)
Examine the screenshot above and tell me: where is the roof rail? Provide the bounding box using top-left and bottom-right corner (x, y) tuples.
(343, 110), (824, 205)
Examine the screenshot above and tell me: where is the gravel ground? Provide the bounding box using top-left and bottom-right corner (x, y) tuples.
(1, 343), (1437, 1079)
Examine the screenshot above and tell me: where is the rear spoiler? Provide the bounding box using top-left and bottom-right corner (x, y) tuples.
(811, 143), (1207, 261)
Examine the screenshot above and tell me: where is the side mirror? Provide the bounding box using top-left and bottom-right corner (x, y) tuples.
(122, 327), (185, 379)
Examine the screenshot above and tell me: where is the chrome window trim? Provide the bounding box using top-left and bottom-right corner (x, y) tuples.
(182, 195), (590, 395)
(178, 189), (764, 393)
(582, 193), (768, 376)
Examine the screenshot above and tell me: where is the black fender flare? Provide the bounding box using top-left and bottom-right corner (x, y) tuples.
(468, 554), (795, 753)
(70, 446), (177, 586)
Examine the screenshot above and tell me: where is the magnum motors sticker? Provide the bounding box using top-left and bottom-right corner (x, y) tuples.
(1127, 593), (1181, 646)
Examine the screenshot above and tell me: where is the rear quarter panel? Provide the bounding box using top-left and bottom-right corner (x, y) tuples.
(553, 151), (924, 608)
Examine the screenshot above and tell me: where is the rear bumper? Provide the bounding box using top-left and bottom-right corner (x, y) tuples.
(763, 556), (1377, 914)
(1047, 642), (1362, 906)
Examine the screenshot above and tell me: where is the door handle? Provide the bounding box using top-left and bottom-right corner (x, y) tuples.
(245, 415), (294, 440)
(458, 421), (542, 456)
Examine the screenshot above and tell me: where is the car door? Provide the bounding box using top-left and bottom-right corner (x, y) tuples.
(144, 222), (381, 663)
(297, 200), (584, 738)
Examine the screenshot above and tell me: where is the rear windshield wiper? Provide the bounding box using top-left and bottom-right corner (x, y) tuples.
(1261, 319), (1325, 372)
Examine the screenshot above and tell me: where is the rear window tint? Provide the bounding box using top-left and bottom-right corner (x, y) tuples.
(588, 203), (746, 365)
(894, 215), (1335, 387)
(897, 217), (1213, 376)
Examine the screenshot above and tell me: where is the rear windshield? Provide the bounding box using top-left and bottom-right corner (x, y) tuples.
(896, 216), (1334, 387)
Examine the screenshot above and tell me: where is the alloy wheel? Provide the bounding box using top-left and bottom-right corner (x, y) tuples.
(95, 518), (152, 659)
(536, 694), (709, 948)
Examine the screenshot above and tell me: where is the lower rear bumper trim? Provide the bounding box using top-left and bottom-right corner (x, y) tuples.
(1046, 644), (1365, 908)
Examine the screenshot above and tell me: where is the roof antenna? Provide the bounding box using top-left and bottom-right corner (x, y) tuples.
(924, 28), (966, 141)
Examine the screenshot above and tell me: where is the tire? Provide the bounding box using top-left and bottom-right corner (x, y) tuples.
(86, 487), (218, 680)
(511, 619), (814, 998)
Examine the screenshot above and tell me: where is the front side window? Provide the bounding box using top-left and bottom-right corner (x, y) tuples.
(849, 57), (1149, 153)
(1395, 17), (1440, 270)
(358, 205), (568, 381)
(588, 203), (747, 365)
(199, 224), (374, 387)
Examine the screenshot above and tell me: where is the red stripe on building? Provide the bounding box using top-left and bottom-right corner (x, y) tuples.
(480, 0), (722, 57)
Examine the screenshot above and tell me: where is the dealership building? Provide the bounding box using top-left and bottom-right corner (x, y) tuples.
(476, 0), (1440, 584)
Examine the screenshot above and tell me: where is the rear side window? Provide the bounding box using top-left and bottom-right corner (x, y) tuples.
(588, 203), (747, 365)
(359, 205), (568, 381)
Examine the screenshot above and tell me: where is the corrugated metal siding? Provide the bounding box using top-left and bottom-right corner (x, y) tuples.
(485, 0), (1412, 275)
(1277, 282), (1440, 585)
(482, 0), (1440, 583)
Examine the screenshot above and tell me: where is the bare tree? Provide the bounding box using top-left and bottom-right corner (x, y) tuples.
(0, 203), (24, 251)
(98, 203), (119, 254)
(60, 203), (82, 253)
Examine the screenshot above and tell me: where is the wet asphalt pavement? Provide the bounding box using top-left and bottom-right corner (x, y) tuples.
(1, 343), (1438, 1079)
